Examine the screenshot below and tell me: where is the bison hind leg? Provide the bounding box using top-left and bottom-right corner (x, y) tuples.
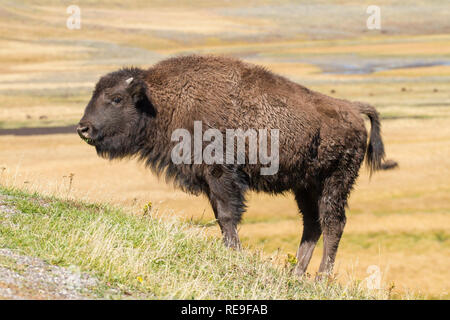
(293, 187), (322, 277)
(316, 157), (363, 278)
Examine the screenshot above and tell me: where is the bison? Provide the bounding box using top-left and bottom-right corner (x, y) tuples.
(78, 55), (389, 277)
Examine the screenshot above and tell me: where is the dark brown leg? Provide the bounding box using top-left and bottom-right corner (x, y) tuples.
(293, 188), (322, 277)
(206, 166), (247, 249)
(317, 213), (346, 277)
(316, 171), (352, 278)
(208, 195), (241, 249)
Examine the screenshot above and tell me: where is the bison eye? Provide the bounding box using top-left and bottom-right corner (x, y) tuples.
(112, 96), (122, 104)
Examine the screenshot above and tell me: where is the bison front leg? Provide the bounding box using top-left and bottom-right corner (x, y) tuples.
(209, 199), (241, 249)
(206, 166), (247, 249)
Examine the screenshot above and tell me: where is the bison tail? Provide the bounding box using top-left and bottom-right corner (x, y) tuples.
(356, 102), (386, 175)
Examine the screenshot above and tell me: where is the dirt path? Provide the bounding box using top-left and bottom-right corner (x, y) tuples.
(0, 125), (77, 136)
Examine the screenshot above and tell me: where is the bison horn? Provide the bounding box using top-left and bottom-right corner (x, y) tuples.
(125, 77), (134, 85)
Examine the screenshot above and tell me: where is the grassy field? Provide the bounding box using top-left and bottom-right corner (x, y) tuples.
(0, 0), (449, 298)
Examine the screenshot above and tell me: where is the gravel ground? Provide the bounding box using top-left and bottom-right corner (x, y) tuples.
(0, 194), (102, 300)
(0, 249), (99, 300)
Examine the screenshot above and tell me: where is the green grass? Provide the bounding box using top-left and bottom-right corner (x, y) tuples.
(0, 186), (389, 299)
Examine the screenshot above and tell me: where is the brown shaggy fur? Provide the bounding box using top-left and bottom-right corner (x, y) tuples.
(78, 54), (390, 277)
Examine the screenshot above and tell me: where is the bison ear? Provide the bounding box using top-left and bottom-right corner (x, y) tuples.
(128, 78), (156, 117)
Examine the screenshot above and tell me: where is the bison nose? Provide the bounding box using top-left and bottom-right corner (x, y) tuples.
(77, 123), (91, 139)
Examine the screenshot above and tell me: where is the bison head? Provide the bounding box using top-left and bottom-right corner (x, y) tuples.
(78, 68), (155, 159)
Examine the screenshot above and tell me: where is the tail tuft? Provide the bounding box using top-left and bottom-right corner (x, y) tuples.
(380, 159), (399, 170)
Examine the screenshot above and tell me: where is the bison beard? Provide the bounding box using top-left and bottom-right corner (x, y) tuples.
(78, 54), (393, 278)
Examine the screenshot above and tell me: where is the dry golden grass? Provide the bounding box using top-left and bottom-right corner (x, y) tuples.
(282, 38), (450, 56)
